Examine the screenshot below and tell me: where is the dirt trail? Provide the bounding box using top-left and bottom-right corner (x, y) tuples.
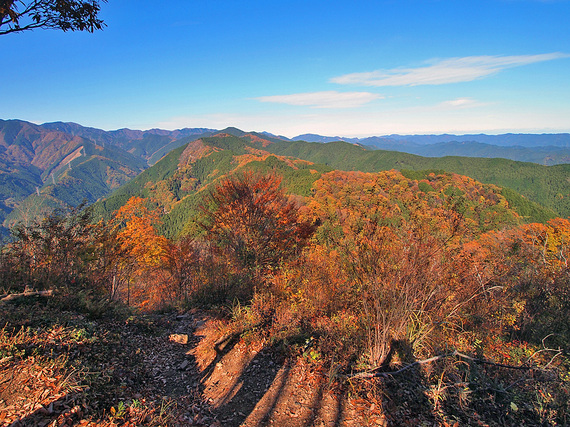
(176, 311), (385, 426)
(124, 309), (384, 425)
(1, 307), (385, 426)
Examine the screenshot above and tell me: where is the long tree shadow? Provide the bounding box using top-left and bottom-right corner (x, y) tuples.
(204, 339), (359, 427)
(375, 339), (437, 426)
(200, 340), (286, 426)
(199, 328), (244, 384)
(376, 338), (549, 426)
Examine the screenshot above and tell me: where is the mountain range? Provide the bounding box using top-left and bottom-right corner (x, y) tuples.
(2, 118), (570, 237)
(0, 119), (217, 235)
(92, 130), (561, 238)
(294, 133), (570, 165)
(295, 132), (570, 147)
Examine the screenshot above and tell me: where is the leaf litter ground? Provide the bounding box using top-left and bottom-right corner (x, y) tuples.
(0, 296), (383, 426)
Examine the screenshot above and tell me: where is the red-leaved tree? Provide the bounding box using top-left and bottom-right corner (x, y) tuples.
(200, 172), (316, 281)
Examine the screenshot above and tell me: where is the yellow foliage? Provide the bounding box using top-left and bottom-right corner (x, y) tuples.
(112, 197), (169, 271)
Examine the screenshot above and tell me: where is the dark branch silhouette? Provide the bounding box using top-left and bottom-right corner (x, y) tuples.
(0, 0), (107, 35)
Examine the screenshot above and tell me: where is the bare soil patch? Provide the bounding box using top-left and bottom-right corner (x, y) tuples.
(1, 299), (387, 426)
(191, 314), (385, 427)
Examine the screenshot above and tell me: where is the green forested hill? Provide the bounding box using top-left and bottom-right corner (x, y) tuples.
(93, 133), (558, 238)
(91, 134), (333, 238)
(266, 140), (567, 219)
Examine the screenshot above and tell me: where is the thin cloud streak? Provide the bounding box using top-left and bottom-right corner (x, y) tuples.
(255, 91), (383, 108)
(331, 53), (570, 87)
(439, 97), (489, 108)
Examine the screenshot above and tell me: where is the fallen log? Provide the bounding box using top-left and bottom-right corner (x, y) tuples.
(0, 289), (54, 302)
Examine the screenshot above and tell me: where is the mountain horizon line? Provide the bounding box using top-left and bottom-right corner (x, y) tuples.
(5, 118), (570, 147)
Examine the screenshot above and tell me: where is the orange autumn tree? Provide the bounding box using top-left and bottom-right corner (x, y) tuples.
(111, 196), (169, 307)
(509, 218), (570, 347)
(457, 217), (570, 350)
(199, 172), (316, 299)
(519, 218), (570, 272)
(471, 218), (570, 291)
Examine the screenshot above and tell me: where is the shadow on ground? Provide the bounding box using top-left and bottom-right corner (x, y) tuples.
(196, 333), (378, 427)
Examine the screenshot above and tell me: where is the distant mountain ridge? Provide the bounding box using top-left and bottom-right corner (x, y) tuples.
(41, 121), (217, 164)
(294, 132), (570, 148)
(381, 133), (570, 147)
(293, 133), (570, 165)
(2, 118), (570, 237)
(0, 119), (217, 235)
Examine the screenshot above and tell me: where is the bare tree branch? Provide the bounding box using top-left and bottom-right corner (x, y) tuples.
(347, 349), (550, 380)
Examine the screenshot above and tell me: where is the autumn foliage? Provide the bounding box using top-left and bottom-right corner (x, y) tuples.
(1, 169), (570, 423)
(269, 170), (519, 365)
(112, 196), (169, 269)
(200, 172), (315, 273)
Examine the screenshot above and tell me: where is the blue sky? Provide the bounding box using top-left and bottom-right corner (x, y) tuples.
(1, 0), (570, 137)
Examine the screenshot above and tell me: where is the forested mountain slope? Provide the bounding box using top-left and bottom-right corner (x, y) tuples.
(0, 119), (149, 233)
(93, 132), (556, 238)
(0, 120), (219, 235)
(92, 132), (334, 237)
(265, 139), (568, 219)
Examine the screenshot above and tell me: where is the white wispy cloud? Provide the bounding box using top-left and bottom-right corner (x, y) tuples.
(255, 91), (383, 108)
(439, 97), (488, 108)
(331, 53), (570, 87)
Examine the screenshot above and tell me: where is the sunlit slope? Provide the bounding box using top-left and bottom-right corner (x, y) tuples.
(91, 133), (333, 237)
(266, 140), (566, 219)
(93, 133), (556, 238)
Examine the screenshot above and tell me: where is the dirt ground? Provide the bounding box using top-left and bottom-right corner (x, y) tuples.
(4, 297), (565, 426)
(190, 314), (386, 427)
(1, 304), (386, 426)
